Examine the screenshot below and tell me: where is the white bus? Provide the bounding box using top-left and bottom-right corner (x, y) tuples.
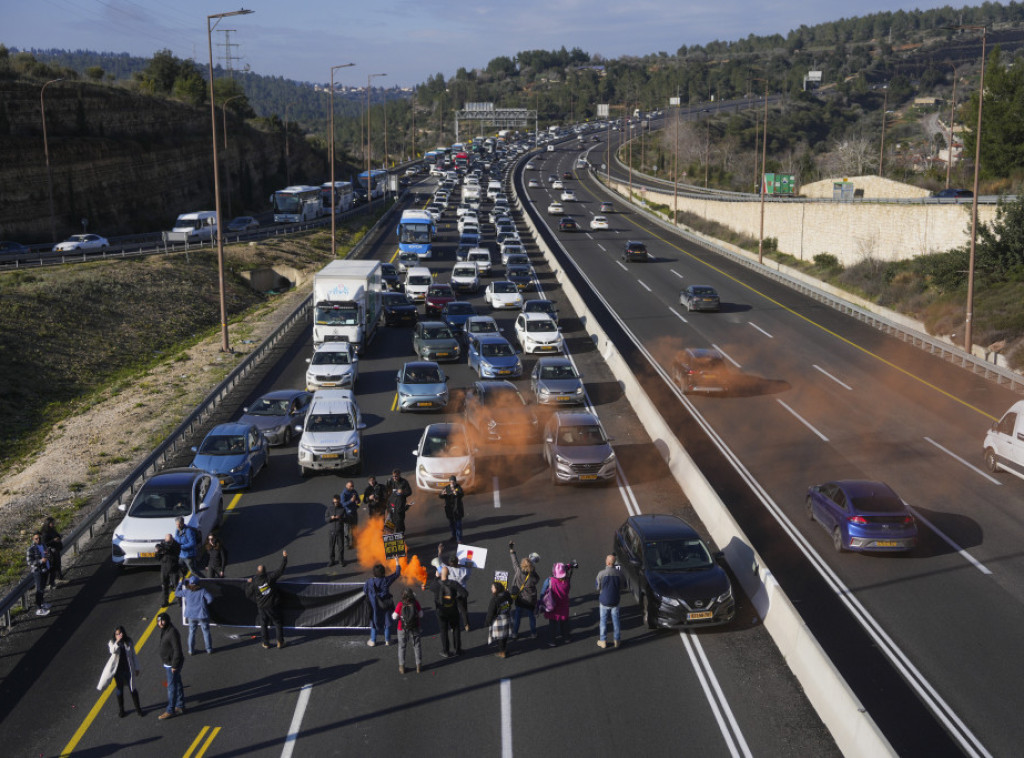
(321, 181), (354, 215)
(271, 185), (322, 223)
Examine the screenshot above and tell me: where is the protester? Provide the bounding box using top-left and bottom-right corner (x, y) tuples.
(204, 534), (228, 579)
(392, 587), (423, 674)
(174, 517), (201, 577)
(176, 576), (214, 655)
(325, 494), (346, 567)
(508, 542), (541, 640)
(363, 475), (388, 520)
(595, 554), (623, 649)
(485, 581), (514, 658)
(156, 613), (184, 719)
(155, 534), (181, 606)
(364, 551), (404, 647)
(41, 516), (64, 587)
(432, 544), (472, 631)
(97, 625), (143, 717)
(439, 476), (465, 543)
(433, 566), (466, 658)
(26, 532), (51, 616)
(541, 561), (576, 647)
(245, 551), (289, 649)
(385, 469), (413, 533)
(340, 481), (360, 549)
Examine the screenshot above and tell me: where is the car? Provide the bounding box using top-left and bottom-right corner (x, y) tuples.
(552, 179), (565, 190)
(525, 162), (536, 170)
(412, 321), (462, 362)
(806, 480), (918, 553)
(522, 298), (559, 324)
(490, 206), (512, 224)
(484, 280), (524, 310)
(380, 291), (418, 327)
(457, 217), (480, 235)
(560, 190), (577, 202)
(53, 233), (111, 253)
(559, 217), (580, 232)
(396, 251), (421, 274)
(425, 204), (443, 223)
(405, 266), (433, 303)
(547, 201), (566, 216)
(454, 243), (475, 262)
(614, 514), (735, 629)
(226, 216), (259, 233)
(506, 264), (534, 291)
(238, 389), (312, 446)
(396, 361), (450, 412)
(467, 333), (522, 379)
(425, 283), (457, 317)
(600, 201), (614, 213)
(412, 422), (476, 491)
(527, 179), (541, 188)
(514, 312), (563, 354)
(496, 228), (521, 246)
(590, 216), (609, 230)
(297, 389), (366, 476)
(934, 188), (973, 199)
(190, 422), (269, 491)
(441, 300), (476, 334)
(467, 248), (492, 276)
(465, 315), (501, 338)
(111, 468), (223, 566)
(546, 174), (558, 184)
(0, 240), (30, 257)
(305, 341), (359, 391)
(459, 231), (481, 248)
(562, 171), (573, 180)
(499, 243), (526, 264)
(455, 204), (475, 219)
(622, 240), (648, 262)
(450, 264), (480, 294)
(672, 348), (735, 394)
(375, 262), (400, 292)
(543, 411), (616, 484)
(531, 356), (584, 405)
(681, 285), (721, 313)
(464, 380), (538, 443)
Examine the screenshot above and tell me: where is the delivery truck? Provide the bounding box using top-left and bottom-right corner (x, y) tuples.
(312, 260), (383, 353)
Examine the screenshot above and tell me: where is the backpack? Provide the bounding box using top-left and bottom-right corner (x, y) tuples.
(401, 601), (419, 630)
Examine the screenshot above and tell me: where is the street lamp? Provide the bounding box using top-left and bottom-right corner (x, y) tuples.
(207, 7), (254, 354)
(41, 77), (63, 243)
(754, 78), (768, 264)
(329, 63), (355, 256)
(366, 73), (387, 205)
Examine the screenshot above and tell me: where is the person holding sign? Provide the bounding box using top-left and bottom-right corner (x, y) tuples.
(364, 549), (404, 647)
(439, 476), (465, 543)
(246, 551), (289, 649)
(485, 580), (514, 658)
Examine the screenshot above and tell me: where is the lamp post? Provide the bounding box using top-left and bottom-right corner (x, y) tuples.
(754, 78), (768, 264)
(41, 77), (63, 243)
(366, 73), (387, 204)
(221, 94), (245, 219)
(207, 7), (254, 354)
(329, 63), (355, 256)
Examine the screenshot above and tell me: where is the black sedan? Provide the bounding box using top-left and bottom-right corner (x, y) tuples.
(559, 217), (580, 232)
(613, 514), (735, 629)
(381, 292), (418, 326)
(681, 285), (721, 312)
(506, 264), (534, 291)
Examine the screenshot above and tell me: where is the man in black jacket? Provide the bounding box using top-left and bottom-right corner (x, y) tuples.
(385, 469), (413, 533)
(157, 612), (185, 719)
(325, 495), (346, 567)
(433, 566), (467, 658)
(364, 475), (388, 519)
(439, 476), (465, 543)
(246, 551), (288, 649)
(155, 534), (181, 606)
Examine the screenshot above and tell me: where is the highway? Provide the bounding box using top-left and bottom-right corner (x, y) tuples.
(0, 157), (838, 756)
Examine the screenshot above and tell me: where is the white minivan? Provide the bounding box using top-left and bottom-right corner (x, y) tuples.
(451, 262), (480, 294)
(405, 266), (433, 303)
(486, 181), (502, 200)
(983, 400), (1024, 479)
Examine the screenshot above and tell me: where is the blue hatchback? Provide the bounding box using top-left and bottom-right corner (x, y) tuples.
(190, 422), (269, 491)
(806, 480), (917, 553)
(467, 334), (522, 379)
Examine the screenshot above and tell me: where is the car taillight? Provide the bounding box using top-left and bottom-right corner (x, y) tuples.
(902, 515), (915, 525)
(848, 515), (868, 525)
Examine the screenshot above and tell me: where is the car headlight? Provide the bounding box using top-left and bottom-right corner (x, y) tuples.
(539, 387), (551, 395)
(554, 454), (571, 465)
(299, 442), (314, 454)
(398, 391), (410, 399)
(230, 463), (247, 473)
(418, 464), (429, 475)
(716, 587), (733, 604)
(661, 596), (681, 607)
(603, 453), (616, 465)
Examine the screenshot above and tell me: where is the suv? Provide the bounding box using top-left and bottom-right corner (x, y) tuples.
(623, 241), (648, 262)
(305, 341), (359, 390)
(297, 390), (366, 476)
(515, 312), (564, 354)
(543, 411), (616, 484)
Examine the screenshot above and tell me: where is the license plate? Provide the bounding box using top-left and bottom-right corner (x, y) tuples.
(322, 382), (337, 387)
(139, 552), (156, 559)
(556, 396), (571, 401)
(687, 611), (714, 621)
(875, 541), (900, 547)
(498, 370), (510, 375)
(579, 475), (597, 481)
(417, 402), (432, 407)
(540, 346), (554, 351)
(437, 352), (449, 357)
(320, 453), (339, 460)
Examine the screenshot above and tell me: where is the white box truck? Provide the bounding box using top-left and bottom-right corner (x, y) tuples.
(163, 211), (217, 243)
(312, 260), (383, 353)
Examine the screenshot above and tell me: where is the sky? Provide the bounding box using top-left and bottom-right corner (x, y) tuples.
(6, 0), (963, 88)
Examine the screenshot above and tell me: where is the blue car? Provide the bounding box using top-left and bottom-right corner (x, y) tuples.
(190, 422), (269, 491)
(442, 301), (476, 335)
(467, 334), (522, 379)
(806, 480), (918, 553)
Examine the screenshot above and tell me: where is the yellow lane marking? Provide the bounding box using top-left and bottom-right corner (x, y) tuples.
(391, 393), (399, 412)
(225, 493), (243, 512)
(185, 726), (221, 758)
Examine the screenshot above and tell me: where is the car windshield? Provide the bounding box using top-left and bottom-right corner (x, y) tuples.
(422, 326), (454, 340)
(408, 275), (432, 286)
(643, 539), (713, 570)
(482, 387), (524, 407)
(482, 342), (514, 358)
(312, 350), (351, 366)
(541, 365), (576, 380)
(526, 320), (555, 332)
(687, 354), (725, 370)
(399, 253), (419, 264)
(198, 434), (246, 455)
(526, 302), (553, 314)
(446, 303), (474, 315)
(493, 282), (517, 294)
(508, 267), (530, 277)
(403, 366), (442, 384)
(422, 431), (469, 457)
(428, 287), (452, 297)
(468, 320), (498, 333)
(383, 293), (411, 306)
(129, 484), (194, 518)
(315, 305), (358, 326)
(306, 413), (354, 432)
(247, 398), (289, 416)
(557, 425), (606, 446)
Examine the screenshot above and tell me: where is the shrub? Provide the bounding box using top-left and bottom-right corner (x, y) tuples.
(812, 253), (842, 272)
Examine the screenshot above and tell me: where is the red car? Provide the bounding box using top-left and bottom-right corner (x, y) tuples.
(425, 283), (457, 316)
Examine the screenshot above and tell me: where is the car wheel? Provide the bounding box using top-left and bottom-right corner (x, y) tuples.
(805, 497), (814, 521)
(832, 527), (845, 553)
(300, 466), (310, 478)
(984, 448), (999, 473)
(282, 427), (292, 447)
(641, 593), (657, 630)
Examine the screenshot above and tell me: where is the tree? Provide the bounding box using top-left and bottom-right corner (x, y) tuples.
(144, 49), (181, 93)
(960, 46), (1024, 178)
(86, 66), (104, 81)
(975, 196), (1024, 278)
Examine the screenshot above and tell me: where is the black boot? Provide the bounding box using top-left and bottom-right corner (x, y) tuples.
(115, 690), (125, 718)
(131, 689), (143, 716)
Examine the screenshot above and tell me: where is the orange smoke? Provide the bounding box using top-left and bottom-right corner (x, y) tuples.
(353, 517), (428, 586)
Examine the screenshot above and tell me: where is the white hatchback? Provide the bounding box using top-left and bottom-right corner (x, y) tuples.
(590, 216), (609, 230)
(412, 422), (476, 491)
(515, 312), (564, 354)
(484, 280), (524, 310)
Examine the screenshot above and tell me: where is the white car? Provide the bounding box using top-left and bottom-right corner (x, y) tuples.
(457, 216), (480, 234)
(450, 262), (480, 294)
(500, 243), (526, 265)
(484, 280), (524, 310)
(467, 248), (492, 276)
(552, 180), (565, 190)
(590, 215), (609, 230)
(514, 312), (564, 354)
(525, 162), (536, 170)
(528, 179), (540, 188)
(412, 422), (476, 491)
(53, 234), (109, 253)
(305, 342), (359, 390)
(560, 190), (577, 202)
(396, 251), (420, 274)
(456, 204), (475, 219)
(297, 389), (366, 476)
(547, 201), (564, 215)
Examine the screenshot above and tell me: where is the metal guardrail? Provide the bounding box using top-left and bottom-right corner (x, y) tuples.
(0, 195), (404, 631)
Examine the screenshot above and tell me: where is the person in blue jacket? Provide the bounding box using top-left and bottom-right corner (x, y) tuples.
(176, 576), (215, 654)
(174, 517), (201, 577)
(364, 548), (405, 647)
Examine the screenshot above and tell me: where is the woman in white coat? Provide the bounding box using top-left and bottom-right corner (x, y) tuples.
(97, 625), (143, 717)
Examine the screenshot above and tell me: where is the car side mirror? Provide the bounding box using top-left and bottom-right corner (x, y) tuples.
(242, 407), (249, 413)
(305, 358), (311, 364)
(411, 449), (418, 456)
(118, 503), (127, 512)
(294, 424), (304, 433)
(358, 422), (367, 430)
(545, 436), (554, 444)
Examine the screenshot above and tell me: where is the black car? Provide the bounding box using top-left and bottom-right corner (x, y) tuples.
(562, 171), (573, 180)
(506, 264), (534, 291)
(441, 301), (476, 334)
(614, 514), (735, 629)
(934, 188), (973, 199)
(622, 240), (648, 262)
(559, 217), (580, 232)
(381, 292), (418, 326)
(0, 240), (30, 258)
(380, 262), (401, 291)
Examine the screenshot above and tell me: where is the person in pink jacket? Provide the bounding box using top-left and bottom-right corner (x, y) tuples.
(541, 561), (576, 646)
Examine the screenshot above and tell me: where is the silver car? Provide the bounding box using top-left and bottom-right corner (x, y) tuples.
(238, 389), (312, 446)
(531, 357), (585, 405)
(396, 361), (449, 412)
(543, 411), (616, 485)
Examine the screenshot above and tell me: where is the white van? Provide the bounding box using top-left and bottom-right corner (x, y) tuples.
(983, 400), (1024, 479)
(405, 266), (433, 303)
(170, 211), (217, 242)
(486, 180), (502, 200)
(467, 248), (492, 276)
(297, 389), (365, 476)
(451, 262), (480, 294)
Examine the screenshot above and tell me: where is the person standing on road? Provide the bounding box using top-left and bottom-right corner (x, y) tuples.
(509, 542), (540, 640)
(433, 566), (466, 658)
(41, 516), (65, 587)
(325, 494), (346, 567)
(156, 612), (185, 719)
(364, 552), (403, 647)
(385, 469), (413, 533)
(340, 480), (361, 550)
(245, 551), (289, 649)
(176, 576), (214, 655)
(97, 625), (143, 718)
(26, 532), (51, 616)
(595, 554), (623, 649)
(485, 581), (514, 658)
(541, 561), (576, 647)
(432, 544), (472, 631)
(156, 534), (181, 606)
(439, 476), (465, 543)
(392, 587), (423, 674)
(204, 534), (228, 578)
(174, 517), (201, 577)
(364, 475), (388, 520)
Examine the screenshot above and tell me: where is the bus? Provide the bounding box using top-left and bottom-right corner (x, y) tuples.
(356, 170), (388, 200)
(320, 181), (354, 215)
(396, 209), (435, 259)
(271, 185), (322, 223)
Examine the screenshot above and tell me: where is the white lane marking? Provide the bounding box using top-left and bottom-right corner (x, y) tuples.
(682, 632), (754, 758)
(670, 269), (684, 279)
(280, 684), (312, 758)
(615, 466), (642, 517)
(493, 476), (502, 508)
(616, 261), (628, 271)
(711, 344), (741, 369)
(501, 679), (513, 758)
(597, 243), (606, 252)
(669, 307), (688, 324)
(924, 437), (1001, 486)
(776, 400), (829, 442)
(637, 280), (652, 293)
(906, 504), (993, 575)
(586, 233), (594, 240)
(813, 364), (853, 391)
(748, 322), (773, 338)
